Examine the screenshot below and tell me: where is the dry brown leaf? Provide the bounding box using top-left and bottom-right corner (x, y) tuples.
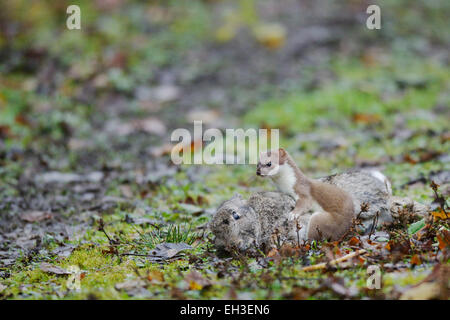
(436, 232), (449, 251)
(40, 263), (71, 275)
(267, 248), (279, 258)
(348, 237), (360, 246)
(0, 125), (11, 138)
(410, 254), (422, 266)
(20, 211), (53, 223)
(131, 117), (166, 136)
(431, 208), (448, 220)
(402, 154), (418, 164)
(120, 185), (134, 198)
(147, 270), (164, 283)
(106, 117), (166, 136)
(115, 279), (146, 291)
(440, 132), (450, 143)
(253, 23), (286, 50)
(352, 113), (381, 124)
(185, 270), (211, 290)
(187, 109), (221, 125)
(149, 143), (173, 157)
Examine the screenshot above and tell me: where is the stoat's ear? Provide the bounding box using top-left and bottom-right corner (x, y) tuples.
(278, 148), (286, 158)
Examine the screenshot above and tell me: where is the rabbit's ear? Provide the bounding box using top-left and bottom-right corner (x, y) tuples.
(232, 193), (243, 200)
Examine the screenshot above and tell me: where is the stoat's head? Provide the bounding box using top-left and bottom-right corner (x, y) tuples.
(256, 148), (287, 177)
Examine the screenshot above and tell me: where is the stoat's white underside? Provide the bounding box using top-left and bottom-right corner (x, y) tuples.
(270, 164), (298, 200)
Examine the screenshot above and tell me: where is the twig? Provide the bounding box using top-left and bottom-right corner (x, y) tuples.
(301, 249), (367, 272)
(338, 205), (366, 242)
(296, 221), (302, 247)
(98, 219), (115, 244)
(430, 180), (448, 218)
(368, 211), (379, 240)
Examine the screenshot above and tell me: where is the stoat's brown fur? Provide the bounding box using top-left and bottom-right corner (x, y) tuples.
(257, 148), (354, 241)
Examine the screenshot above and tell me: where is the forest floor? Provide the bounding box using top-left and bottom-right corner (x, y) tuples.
(0, 0), (449, 299)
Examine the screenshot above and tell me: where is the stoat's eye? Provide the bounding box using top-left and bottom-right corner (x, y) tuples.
(267, 162), (271, 167)
(232, 211), (240, 220)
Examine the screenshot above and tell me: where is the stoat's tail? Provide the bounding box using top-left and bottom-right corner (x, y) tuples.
(370, 170), (392, 195)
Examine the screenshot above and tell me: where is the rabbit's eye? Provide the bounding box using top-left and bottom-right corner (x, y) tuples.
(232, 211), (240, 220)
(267, 162), (271, 167)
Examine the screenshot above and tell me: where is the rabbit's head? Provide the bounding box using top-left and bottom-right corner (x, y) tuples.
(209, 193), (262, 253)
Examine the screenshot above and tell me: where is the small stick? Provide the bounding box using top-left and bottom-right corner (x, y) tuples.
(301, 249), (367, 272)
(368, 211), (379, 240)
(98, 219), (114, 244)
(296, 221), (302, 247)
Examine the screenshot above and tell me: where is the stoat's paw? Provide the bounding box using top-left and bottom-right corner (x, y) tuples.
(288, 211), (300, 221)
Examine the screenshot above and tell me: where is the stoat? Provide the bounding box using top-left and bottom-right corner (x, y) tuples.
(256, 148), (354, 241)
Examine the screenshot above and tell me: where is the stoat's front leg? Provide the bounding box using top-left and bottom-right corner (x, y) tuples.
(288, 198), (310, 221)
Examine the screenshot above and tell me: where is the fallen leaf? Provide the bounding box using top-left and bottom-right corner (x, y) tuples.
(329, 281), (359, 298)
(115, 279), (146, 291)
(36, 172), (81, 184)
(178, 203), (203, 215)
(431, 208), (448, 220)
(150, 139), (203, 159)
(105, 117), (166, 136)
(348, 237), (360, 246)
(40, 263), (71, 275)
(132, 117), (166, 136)
(253, 23), (286, 49)
(0, 259), (15, 267)
(120, 185), (134, 198)
(148, 242), (192, 261)
(15, 114), (30, 127)
(149, 143), (173, 157)
(187, 109), (220, 125)
(215, 24), (238, 43)
(403, 154), (418, 164)
(185, 270), (211, 290)
(440, 132), (450, 143)
(0, 125), (10, 138)
(436, 233), (449, 251)
(267, 248), (279, 258)
(352, 113), (381, 124)
(403, 149), (441, 164)
(419, 150), (441, 162)
(152, 85), (180, 103)
(147, 270), (164, 282)
(20, 211), (53, 223)
(189, 281), (203, 290)
(410, 254), (422, 266)
(36, 171), (103, 184)
(51, 244), (77, 258)
(184, 195), (208, 206)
